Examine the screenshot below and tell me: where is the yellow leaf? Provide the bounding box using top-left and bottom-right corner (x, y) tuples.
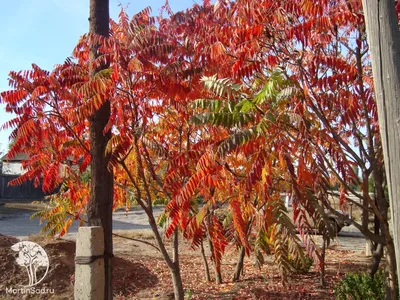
(279, 151), (286, 169)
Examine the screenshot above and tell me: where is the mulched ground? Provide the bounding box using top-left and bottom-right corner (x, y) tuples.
(119, 249), (370, 299)
(0, 234), (370, 299)
(0, 234), (75, 300)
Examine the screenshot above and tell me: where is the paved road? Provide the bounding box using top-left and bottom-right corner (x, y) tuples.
(0, 206), (165, 238)
(0, 206), (366, 252)
(316, 227), (366, 252)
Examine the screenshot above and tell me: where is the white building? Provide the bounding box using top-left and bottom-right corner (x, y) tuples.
(0, 153), (29, 175)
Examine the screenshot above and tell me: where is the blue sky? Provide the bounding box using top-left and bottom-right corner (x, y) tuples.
(0, 0), (193, 153)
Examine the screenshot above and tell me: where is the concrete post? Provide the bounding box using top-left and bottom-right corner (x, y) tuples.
(366, 241), (372, 256)
(74, 226), (105, 300)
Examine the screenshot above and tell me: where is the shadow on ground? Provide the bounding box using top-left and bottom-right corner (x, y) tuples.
(113, 256), (159, 297)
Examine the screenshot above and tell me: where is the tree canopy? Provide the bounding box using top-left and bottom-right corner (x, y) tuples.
(1, 0), (400, 298)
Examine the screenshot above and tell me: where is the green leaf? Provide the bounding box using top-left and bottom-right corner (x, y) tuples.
(201, 75), (242, 100)
(191, 99), (223, 112)
(217, 128), (258, 155)
(239, 99), (255, 113)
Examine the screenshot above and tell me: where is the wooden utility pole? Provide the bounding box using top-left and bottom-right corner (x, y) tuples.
(87, 0), (113, 299)
(362, 0), (400, 298)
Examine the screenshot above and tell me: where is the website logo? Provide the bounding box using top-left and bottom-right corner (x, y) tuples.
(10, 241), (49, 287)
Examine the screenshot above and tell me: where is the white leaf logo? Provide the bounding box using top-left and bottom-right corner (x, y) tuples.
(11, 241), (50, 287)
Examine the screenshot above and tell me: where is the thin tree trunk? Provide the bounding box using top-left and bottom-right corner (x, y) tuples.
(370, 193), (383, 277)
(233, 246), (245, 282)
(204, 211), (223, 284)
(86, 1), (113, 299)
(370, 243), (384, 276)
(200, 239), (211, 282)
(171, 267), (184, 300)
(121, 151), (185, 299)
(207, 236), (222, 284)
(320, 234), (326, 287)
(172, 229), (184, 300)
(146, 210), (185, 300)
(233, 219), (253, 282)
(362, 1), (400, 297)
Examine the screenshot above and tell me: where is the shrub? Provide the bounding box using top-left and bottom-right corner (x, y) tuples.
(334, 269), (385, 300)
(289, 255), (313, 274)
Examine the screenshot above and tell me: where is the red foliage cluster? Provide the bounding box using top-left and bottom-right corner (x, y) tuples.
(1, 0), (394, 284)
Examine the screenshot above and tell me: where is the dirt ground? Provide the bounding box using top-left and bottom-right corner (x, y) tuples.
(0, 231), (371, 300)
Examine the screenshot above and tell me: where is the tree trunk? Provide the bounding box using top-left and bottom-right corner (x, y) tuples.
(170, 265), (184, 300)
(233, 219), (253, 282)
(233, 246), (245, 282)
(320, 234), (326, 287)
(207, 236), (222, 284)
(200, 239), (211, 282)
(86, 1), (113, 299)
(362, 1), (400, 296)
(146, 210), (184, 300)
(370, 243), (384, 276)
(385, 242), (398, 300)
(172, 229), (185, 300)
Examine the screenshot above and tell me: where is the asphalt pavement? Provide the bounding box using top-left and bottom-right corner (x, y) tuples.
(0, 206), (366, 252)
(0, 206), (165, 238)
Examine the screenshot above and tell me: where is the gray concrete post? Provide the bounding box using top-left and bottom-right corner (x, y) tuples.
(74, 226), (105, 300)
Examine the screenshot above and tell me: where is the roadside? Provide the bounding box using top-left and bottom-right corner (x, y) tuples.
(0, 201), (47, 218)
(0, 201), (366, 252)
(0, 201), (165, 238)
